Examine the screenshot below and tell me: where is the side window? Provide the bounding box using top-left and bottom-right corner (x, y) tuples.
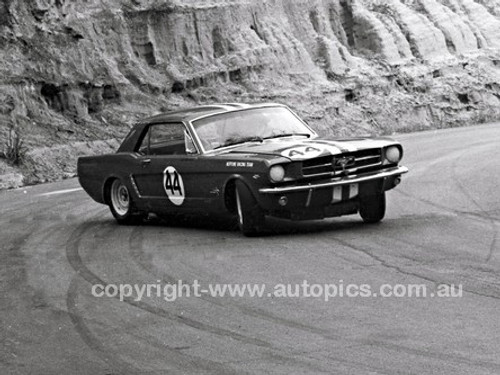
(138, 123), (196, 155)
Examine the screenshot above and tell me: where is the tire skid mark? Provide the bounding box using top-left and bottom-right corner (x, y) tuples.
(331, 236), (442, 285)
(128, 227), (178, 285)
(128, 231), (425, 375)
(329, 236), (500, 301)
(396, 141), (500, 227)
(67, 278), (242, 375)
(398, 140), (499, 261)
(355, 339), (500, 373)
(65, 222), (271, 350)
(223, 351), (378, 375)
(127, 227), (346, 341)
(369, 229), (471, 267)
(1, 211), (44, 284)
(19, 200), (498, 372)
(451, 150), (499, 263)
(338, 228), (500, 298)
(395, 189), (500, 226)
(65, 222), (246, 374)
(127, 223), (500, 372)
(314, 237), (500, 371)
(269, 351), (420, 375)
(75, 222), (332, 372)
(121, 326), (243, 375)
(66, 222), (249, 374)
(66, 276), (141, 375)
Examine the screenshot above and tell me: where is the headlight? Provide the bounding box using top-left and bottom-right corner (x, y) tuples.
(269, 165), (285, 183)
(385, 146), (401, 164)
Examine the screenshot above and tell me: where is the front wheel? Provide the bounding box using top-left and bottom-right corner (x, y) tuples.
(235, 180), (265, 236)
(359, 193), (386, 224)
(109, 179), (144, 225)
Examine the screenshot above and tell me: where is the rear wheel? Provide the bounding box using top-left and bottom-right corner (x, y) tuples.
(235, 180), (265, 236)
(109, 179), (144, 225)
(359, 193), (386, 224)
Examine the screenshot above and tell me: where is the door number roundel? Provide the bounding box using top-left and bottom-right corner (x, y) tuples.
(163, 166), (185, 206)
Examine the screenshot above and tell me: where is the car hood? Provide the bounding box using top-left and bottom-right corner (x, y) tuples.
(217, 137), (397, 161)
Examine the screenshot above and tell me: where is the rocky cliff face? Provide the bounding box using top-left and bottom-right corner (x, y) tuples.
(1, 0), (500, 187)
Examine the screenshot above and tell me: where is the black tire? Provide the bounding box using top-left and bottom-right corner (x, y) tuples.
(359, 192), (386, 224)
(108, 179), (145, 225)
(235, 180), (265, 236)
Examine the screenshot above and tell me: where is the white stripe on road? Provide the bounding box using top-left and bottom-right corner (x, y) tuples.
(39, 188), (83, 197)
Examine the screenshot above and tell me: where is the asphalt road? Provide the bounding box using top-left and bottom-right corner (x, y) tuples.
(1, 124), (500, 375)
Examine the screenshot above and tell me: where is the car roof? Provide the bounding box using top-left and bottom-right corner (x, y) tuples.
(137, 102), (286, 124)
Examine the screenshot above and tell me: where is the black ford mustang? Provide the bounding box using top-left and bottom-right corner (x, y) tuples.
(78, 103), (408, 235)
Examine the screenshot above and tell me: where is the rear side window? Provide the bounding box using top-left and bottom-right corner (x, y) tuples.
(138, 123), (191, 155)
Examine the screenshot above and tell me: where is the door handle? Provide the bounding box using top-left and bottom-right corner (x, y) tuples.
(141, 158), (151, 166)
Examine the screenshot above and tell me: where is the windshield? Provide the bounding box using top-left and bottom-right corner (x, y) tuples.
(191, 107), (313, 151)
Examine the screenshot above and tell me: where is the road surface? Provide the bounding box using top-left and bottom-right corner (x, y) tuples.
(1, 124), (500, 374)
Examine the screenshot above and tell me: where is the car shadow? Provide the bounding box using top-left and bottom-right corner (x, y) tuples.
(134, 213), (373, 237)
(261, 216), (375, 237)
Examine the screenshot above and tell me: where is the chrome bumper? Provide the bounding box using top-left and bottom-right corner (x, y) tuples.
(259, 166), (408, 194)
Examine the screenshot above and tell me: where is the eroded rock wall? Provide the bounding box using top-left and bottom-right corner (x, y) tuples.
(1, 0), (500, 186)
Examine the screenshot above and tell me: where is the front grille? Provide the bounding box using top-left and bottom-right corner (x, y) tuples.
(301, 148), (383, 178)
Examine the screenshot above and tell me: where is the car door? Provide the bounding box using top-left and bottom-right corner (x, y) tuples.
(130, 122), (202, 212)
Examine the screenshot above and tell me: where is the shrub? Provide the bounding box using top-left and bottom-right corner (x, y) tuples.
(2, 127), (24, 165)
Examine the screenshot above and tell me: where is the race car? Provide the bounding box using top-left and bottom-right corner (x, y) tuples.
(78, 103), (408, 235)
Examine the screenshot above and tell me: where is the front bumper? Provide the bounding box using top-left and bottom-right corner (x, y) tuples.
(259, 166), (408, 194)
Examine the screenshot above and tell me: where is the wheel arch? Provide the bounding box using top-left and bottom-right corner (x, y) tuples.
(102, 175), (122, 205)
(223, 175), (258, 214)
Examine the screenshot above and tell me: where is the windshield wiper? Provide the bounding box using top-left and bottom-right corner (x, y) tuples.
(264, 133), (311, 140)
(214, 136), (264, 150)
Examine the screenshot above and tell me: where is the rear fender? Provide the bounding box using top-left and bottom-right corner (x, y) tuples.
(102, 175), (120, 205)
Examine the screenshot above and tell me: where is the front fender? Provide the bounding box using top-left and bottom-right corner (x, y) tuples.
(222, 173), (268, 213)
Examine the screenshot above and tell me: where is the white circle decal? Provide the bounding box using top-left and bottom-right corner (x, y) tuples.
(163, 166), (185, 206)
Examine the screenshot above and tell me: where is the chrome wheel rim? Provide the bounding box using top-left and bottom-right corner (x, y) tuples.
(111, 180), (130, 216)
